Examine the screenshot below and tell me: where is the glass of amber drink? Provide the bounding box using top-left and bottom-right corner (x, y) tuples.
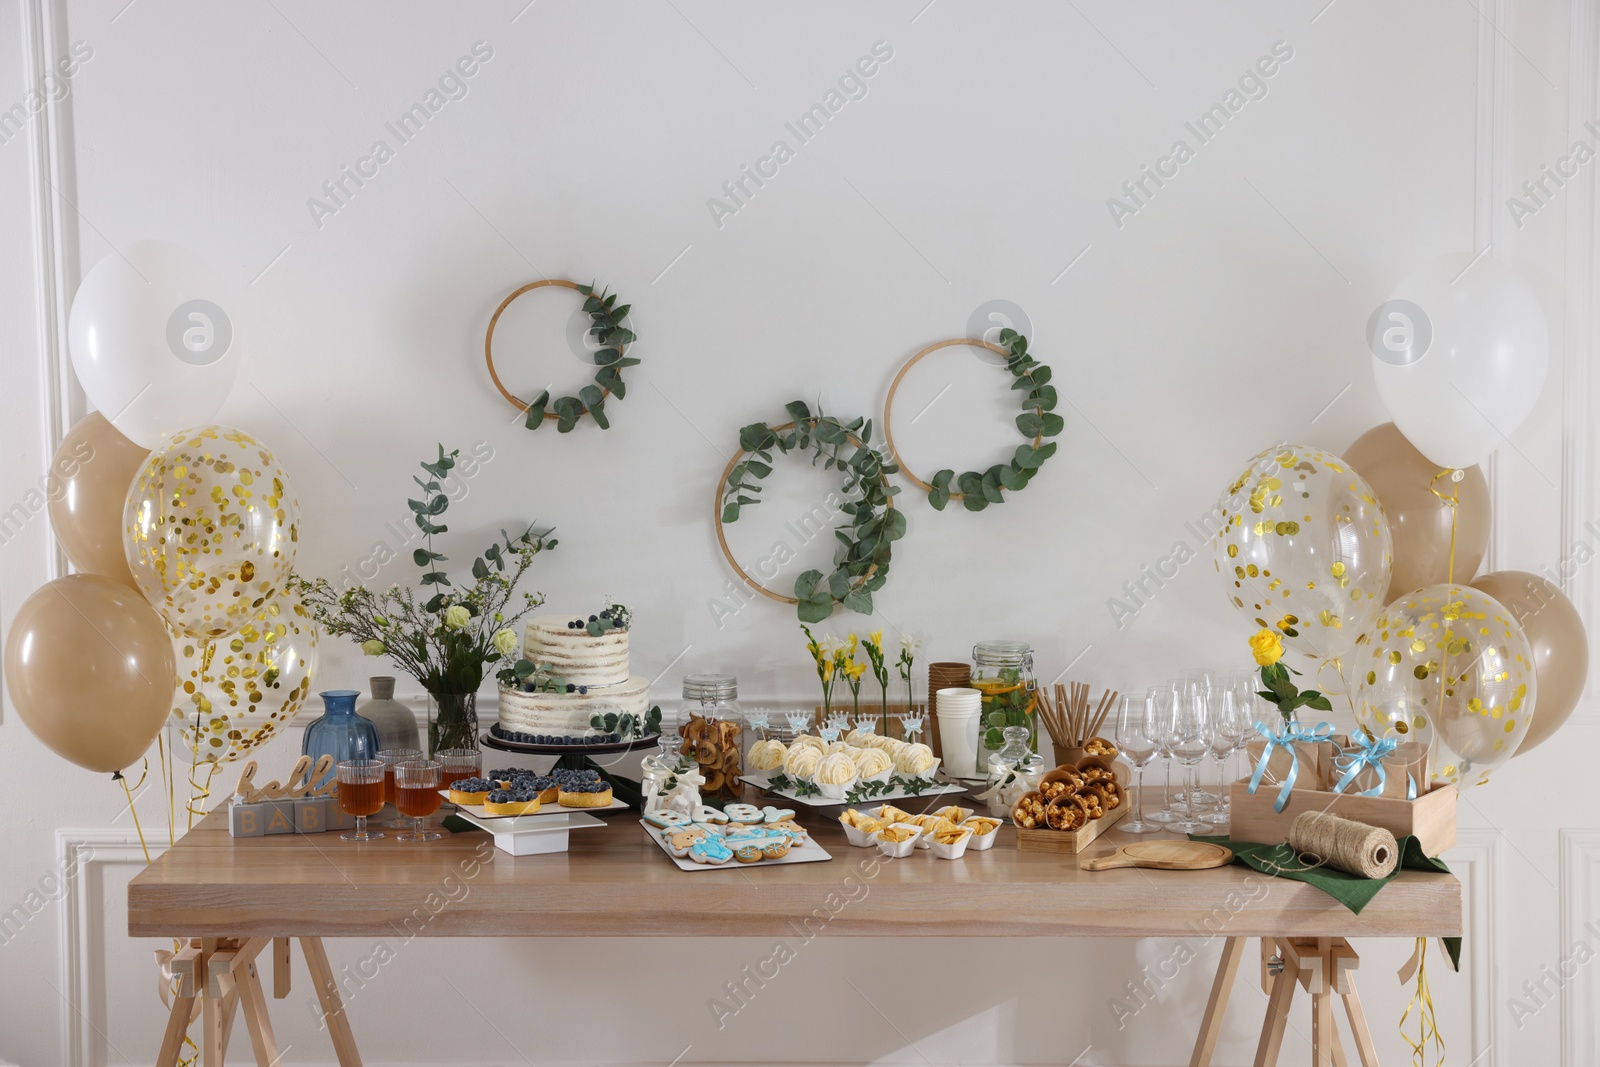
(394, 760), (443, 842)
(337, 759), (386, 841)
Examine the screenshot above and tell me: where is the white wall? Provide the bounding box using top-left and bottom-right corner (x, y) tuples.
(2, 1), (1597, 1064)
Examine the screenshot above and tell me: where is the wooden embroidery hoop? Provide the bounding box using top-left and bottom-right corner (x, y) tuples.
(713, 421), (896, 605)
(882, 338), (1043, 500)
(484, 279), (613, 421)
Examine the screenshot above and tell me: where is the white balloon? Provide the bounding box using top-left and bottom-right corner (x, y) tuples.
(1371, 254), (1548, 469)
(68, 241), (240, 449)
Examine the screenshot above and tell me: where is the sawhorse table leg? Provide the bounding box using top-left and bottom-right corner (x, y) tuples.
(1189, 936), (1381, 1067)
(154, 935), (359, 1066)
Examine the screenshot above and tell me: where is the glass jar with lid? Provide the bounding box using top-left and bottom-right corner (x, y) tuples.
(971, 640), (1037, 769)
(983, 725), (1048, 817)
(680, 673), (744, 799)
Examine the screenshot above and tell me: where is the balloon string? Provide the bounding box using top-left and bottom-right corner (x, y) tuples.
(1398, 937), (1445, 1065)
(158, 731), (175, 846)
(1427, 469), (1462, 742)
(119, 771), (151, 866)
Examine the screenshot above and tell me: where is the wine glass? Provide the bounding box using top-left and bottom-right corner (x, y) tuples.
(337, 759), (386, 841)
(1206, 688), (1241, 826)
(376, 747), (421, 827)
(1114, 695), (1160, 834)
(1177, 670), (1218, 808)
(1144, 685), (1178, 826)
(394, 759), (443, 842)
(1166, 687), (1214, 835)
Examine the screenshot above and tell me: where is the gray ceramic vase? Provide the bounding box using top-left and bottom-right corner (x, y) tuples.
(358, 676), (421, 752)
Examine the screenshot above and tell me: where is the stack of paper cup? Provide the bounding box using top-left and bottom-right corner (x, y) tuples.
(935, 687), (982, 780)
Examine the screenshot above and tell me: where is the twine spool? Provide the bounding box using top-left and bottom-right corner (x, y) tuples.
(1287, 810), (1399, 879)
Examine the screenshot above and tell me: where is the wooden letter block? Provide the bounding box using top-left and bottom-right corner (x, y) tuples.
(263, 801), (297, 836)
(325, 803), (357, 831)
(294, 796), (329, 834)
(230, 801), (268, 838)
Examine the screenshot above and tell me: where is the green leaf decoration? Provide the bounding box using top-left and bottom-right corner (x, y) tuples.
(723, 410), (902, 623)
(511, 282), (635, 435)
(912, 329), (1061, 515)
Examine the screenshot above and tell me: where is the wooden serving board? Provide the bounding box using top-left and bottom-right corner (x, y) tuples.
(1080, 840), (1234, 872)
(1013, 802), (1126, 854)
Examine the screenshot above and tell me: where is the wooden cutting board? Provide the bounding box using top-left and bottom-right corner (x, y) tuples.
(1080, 840), (1234, 872)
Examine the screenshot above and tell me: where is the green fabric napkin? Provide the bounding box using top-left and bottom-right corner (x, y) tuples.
(1193, 833), (1461, 970)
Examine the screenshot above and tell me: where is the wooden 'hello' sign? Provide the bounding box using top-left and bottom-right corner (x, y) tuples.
(228, 756), (355, 837)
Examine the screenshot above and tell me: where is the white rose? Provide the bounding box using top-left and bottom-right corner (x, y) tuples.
(443, 605), (471, 630)
(492, 627), (519, 655)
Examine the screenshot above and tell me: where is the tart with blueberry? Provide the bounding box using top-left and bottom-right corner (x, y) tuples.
(447, 777), (498, 806)
(484, 786), (542, 816)
(557, 777), (615, 808)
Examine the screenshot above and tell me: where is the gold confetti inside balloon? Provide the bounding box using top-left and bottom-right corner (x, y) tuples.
(172, 592), (319, 764)
(1353, 583), (1536, 791)
(124, 425), (300, 639)
(1213, 444), (1393, 661)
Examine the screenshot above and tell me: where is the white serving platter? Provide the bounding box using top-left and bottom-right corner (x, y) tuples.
(451, 808), (608, 856)
(436, 789), (629, 819)
(756, 777), (967, 808)
(639, 821), (832, 871)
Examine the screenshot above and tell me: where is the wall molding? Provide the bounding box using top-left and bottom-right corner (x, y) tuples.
(1566, 0), (1600, 720)
(1476, 0), (1513, 574)
(1448, 829), (1505, 1065)
(1560, 829), (1600, 1067)
(55, 829), (167, 1067)
(20, 0), (81, 585)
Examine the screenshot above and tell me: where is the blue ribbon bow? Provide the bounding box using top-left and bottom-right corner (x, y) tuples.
(1331, 733), (1416, 800)
(1247, 720), (1335, 813)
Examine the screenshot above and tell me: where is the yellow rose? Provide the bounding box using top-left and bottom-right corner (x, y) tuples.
(1249, 628), (1283, 667)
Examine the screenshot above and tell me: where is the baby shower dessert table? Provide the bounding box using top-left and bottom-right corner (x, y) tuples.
(127, 799), (1462, 1067)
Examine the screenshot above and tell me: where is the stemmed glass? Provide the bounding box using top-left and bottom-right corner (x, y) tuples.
(1164, 686), (1214, 835)
(377, 747), (421, 827)
(394, 759), (443, 842)
(1178, 670), (1217, 808)
(1114, 695), (1160, 834)
(437, 748), (482, 811)
(1205, 688), (1241, 827)
(1144, 685), (1177, 826)
(337, 759), (386, 841)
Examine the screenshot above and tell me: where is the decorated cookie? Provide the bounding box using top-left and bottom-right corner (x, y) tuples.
(666, 826), (709, 856)
(690, 805), (729, 825)
(760, 806), (797, 824)
(734, 844), (764, 864)
(762, 839), (791, 860)
(689, 836), (734, 865)
(723, 803), (765, 824)
(645, 809), (693, 829)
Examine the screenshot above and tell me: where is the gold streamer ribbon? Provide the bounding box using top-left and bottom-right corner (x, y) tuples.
(1397, 936), (1445, 1065)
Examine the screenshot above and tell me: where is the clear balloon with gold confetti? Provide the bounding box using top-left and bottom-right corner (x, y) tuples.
(1353, 583), (1536, 791)
(124, 425), (300, 639)
(1213, 444), (1393, 661)
(172, 592), (319, 764)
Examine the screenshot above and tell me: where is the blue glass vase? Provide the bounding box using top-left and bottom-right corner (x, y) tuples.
(303, 690), (379, 788)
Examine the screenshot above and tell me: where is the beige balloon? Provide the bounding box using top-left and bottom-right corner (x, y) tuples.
(1471, 570), (1588, 755)
(3, 573), (176, 773)
(1344, 422), (1489, 599)
(45, 412), (150, 587)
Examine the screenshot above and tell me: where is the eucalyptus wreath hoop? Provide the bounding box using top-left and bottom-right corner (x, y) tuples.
(882, 329), (1062, 511)
(484, 279), (638, 432)
(716, 400), (905, 623)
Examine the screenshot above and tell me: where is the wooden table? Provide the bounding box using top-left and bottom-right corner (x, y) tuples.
(129, 802), (1462, 1066)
